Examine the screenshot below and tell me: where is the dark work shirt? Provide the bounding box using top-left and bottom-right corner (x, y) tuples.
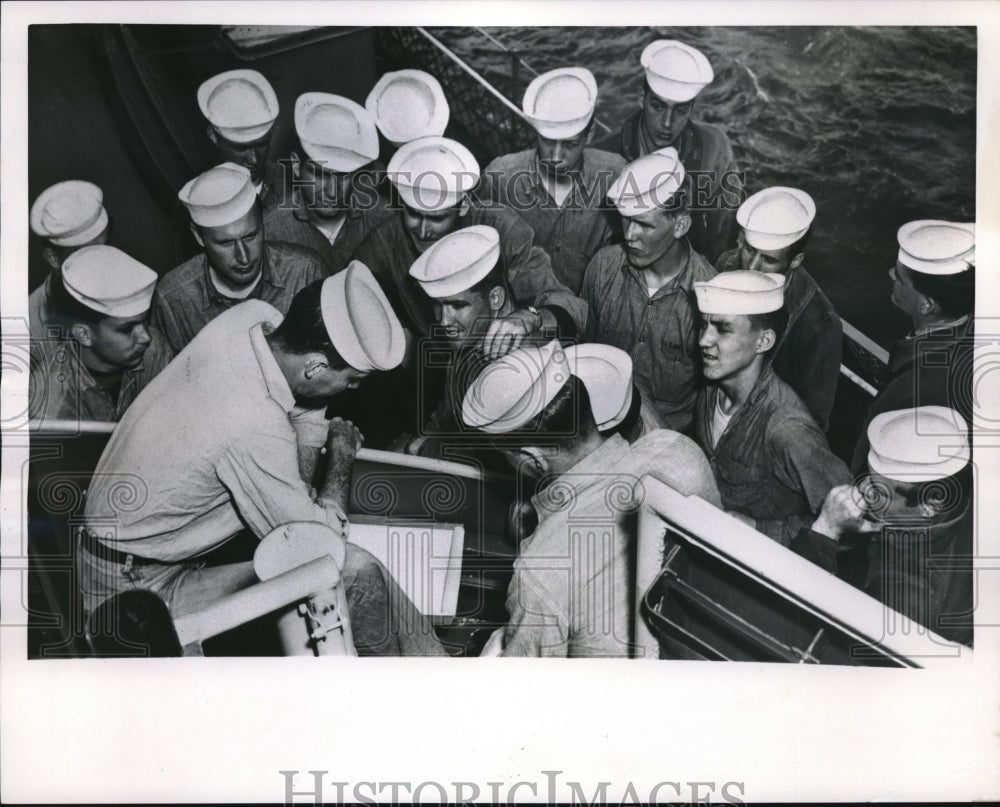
(30, 326), (174, 424)
(850, 316), (974, 475)
(263, 183), (393, 275)
(594, 112), (743, 263)
(694, 366), (851, 546)
(792, 502), (974, 647)
(481, 148), (626, 294)
(151, 241), (327, 353)
(716, 249), (843, 432)
(582, 241), (716, 432)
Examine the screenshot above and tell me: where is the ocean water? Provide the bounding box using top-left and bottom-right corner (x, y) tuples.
(434, 26), (977, 348)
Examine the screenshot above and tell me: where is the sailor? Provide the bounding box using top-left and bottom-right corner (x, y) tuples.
(264, 92), (392, 273)
(198, 69), (283, 211)
(692, 270), (851, 545)
(152, 162), (327, 353)
(29, 245), (173, 424)
(716, 187), (842, 431)
(354, 135), (587, 358)
(460, 340), (720, 657)
(794, 406), (974, 646)
(582, 147), (716, 433)
(593, 39), (743, 262)
(81, 263), (443, 656)
(397, 225), (650, 457)
(851, 220), (975, 473)
(481, 67), (625, 293)
(365, 68), (450, 151)
(28, 180), (112, 341)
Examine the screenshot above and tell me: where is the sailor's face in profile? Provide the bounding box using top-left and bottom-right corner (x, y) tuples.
(640, 91), (694, 149)
(739, 237), (797, 275)
(434, 289), (494, 340)
(888, 262), (924, 318)
(84, 313), (153, 370)
(401, 202), (465, 253)
(621, 206), (685, 269)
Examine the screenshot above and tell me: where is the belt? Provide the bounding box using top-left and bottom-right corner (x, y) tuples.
(79, 529), (154, 567)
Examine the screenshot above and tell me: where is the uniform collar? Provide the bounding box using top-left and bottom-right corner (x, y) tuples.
(249, 320), (296, 413)
(531, 434), (631, 519)
(199, 245), (281, 312)
(620, 240), (698, 297)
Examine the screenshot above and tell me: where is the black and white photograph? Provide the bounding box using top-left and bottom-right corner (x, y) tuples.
(2, 1), (998, 803)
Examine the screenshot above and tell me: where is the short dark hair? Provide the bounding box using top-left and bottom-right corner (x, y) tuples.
(523, 374), (598, 449)
(641, 78), (697, 109)
(48, 269), (105, 329)
(747, 306), (788, 356)
(908, 264), (975, 319)
(268, 279), (350, 369)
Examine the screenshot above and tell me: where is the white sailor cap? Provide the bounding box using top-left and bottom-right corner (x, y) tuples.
(30, 180), (109, 247)
(387, 136), (480, 212)
(867, 406), (970, 482)
(320, 261), (406, 373)
(608, 147), (686, 216)
(641, 40), (714, 104)
(198, 69), (279, 143)
(737, 187), (816, 252)
(461, 339), (570, 433)
(61, 245), (157, 318)
(366, 70), (450, 147)
(897, 220), (975, 276)
(522, 67), (598, 140)
(564, 344), (634, 431)
(695, 270), (786, 315)
(295, 92), (380, 173)
(178, 162), (257, 228)
(409, 225), (500, 298)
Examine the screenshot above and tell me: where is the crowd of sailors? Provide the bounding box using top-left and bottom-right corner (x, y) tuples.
(26, 38), (976, 655)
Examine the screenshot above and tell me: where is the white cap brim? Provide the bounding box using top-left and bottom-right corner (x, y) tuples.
(295, 92), (380, 173)
(409, 225), (501, 298)
(522, 67), (597, 140)
(61, 245), (157, 318)
(178, 162), (257, 228)
(897, 220), (975, 275)
(695, 270), (786, 315)
(198, 69), (278, 144)
(388, 136), (480, 212)
(461, 340), (569, 433)
(320, 261), (405, 373)
(609, 146), (686, 216)
(366, 70), (450, 146)
(30, 180), (109, 246)
(641, 40), (714, 103)
(867, 406), (970, 482)
(738, 186), (816, 252)
(564, 343), (633, 430)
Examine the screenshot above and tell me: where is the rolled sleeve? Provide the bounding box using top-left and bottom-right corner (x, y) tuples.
(216, 428), (348, 539)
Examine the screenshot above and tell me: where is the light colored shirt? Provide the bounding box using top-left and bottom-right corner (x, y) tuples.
(85, 300), (345, 562)
(502, 429), (721, 657)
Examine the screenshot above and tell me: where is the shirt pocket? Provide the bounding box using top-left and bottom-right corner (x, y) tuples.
(715, 454), (766, 509)
(649, 340), (695, 406)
